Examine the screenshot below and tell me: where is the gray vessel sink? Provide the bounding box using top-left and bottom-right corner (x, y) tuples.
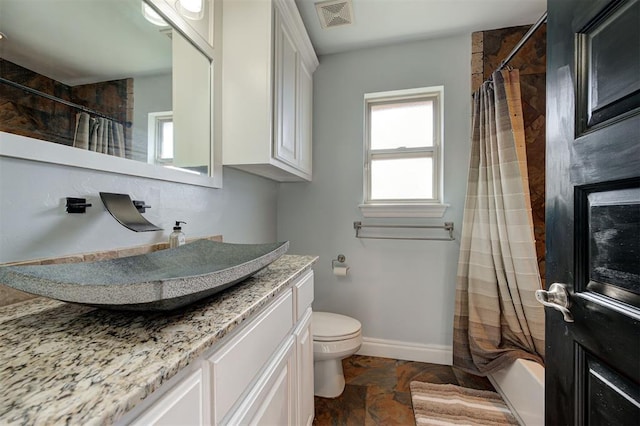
(0, 239), (289, 311)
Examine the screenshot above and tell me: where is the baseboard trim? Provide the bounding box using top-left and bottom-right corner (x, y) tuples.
(356, 337), (453, 365)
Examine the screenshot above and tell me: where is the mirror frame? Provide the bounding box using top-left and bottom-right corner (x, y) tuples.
(0, 0), (222, 189)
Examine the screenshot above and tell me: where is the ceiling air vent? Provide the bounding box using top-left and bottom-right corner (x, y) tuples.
(315, 0), (354, 29)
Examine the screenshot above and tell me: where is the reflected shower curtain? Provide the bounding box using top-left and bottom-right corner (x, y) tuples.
(453, 70), (545, 376)
(73, 112), (126, 158)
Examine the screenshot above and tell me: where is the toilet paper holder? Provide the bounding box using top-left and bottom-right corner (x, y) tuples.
(331, 254), (350, 276)
(331, 254), (346, 269)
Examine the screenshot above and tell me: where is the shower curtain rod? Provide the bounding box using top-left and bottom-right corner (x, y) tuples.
(493, 11), (548, 75)
(0, 76), (127, 124)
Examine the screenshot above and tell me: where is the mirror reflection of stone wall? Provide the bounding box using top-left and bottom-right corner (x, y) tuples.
(0, 59), (133, 156)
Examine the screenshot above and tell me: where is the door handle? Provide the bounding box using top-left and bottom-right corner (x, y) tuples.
(535, 283), (574, 323)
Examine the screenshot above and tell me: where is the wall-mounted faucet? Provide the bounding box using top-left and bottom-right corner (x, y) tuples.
(99, 192), (162, 232)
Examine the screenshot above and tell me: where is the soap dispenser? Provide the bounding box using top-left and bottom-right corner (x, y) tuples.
(169, 221), (187, 248)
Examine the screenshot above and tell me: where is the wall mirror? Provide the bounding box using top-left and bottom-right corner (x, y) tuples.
(0, 0), (221, 188)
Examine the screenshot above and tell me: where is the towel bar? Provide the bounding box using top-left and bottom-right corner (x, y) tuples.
(353, 221), (454, 241)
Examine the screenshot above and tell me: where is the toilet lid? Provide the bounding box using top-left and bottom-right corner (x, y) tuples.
(313, 311), (362, 341)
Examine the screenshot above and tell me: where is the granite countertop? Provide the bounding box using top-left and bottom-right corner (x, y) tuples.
(0, 255), (317, 425)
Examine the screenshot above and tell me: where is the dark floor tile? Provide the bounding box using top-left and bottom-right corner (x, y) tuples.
(313, 384), (367, 426)
(452, 366), (495, 391)
(345, 355), (396, 371)
(364, 389), (415, 426)
(395, 361), (457, 392)
(344, 355), (398, 388)
(314, 355), (494, 425)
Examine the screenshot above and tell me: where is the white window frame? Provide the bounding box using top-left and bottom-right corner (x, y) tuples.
(147, 111), (174, 166)
(359, 86), (448, 218)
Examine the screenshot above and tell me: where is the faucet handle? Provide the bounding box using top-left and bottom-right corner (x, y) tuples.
(133, 200), (151, 213)
(66, 197), (92, 214)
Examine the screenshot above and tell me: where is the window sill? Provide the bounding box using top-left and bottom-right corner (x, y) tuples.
(358, 203), (449, 218)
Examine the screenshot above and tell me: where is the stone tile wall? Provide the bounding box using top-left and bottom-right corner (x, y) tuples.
(471, 24), (547, 284)
(0, 235), (223, 307)
(70, 78), (133, 154)
(0, 59), (132, 152)
(0, 59), (74, 146)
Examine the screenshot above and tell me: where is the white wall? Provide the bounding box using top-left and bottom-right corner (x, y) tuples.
(277, 35), (471, 362)
(0, 158), (278, 264)
(132, 73), (172, 162)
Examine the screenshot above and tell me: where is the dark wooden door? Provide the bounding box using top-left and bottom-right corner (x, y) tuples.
(545, 0), (640, 424)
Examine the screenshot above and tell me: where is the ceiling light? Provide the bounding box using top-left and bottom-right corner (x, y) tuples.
(178, 0), (202, 14)
(176, 0), (204, 20)
(0, 32), (6, 41)
(142, 2), (168, 27)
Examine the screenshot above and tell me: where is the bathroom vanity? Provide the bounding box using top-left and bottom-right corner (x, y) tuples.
(0, 255), (316, 425)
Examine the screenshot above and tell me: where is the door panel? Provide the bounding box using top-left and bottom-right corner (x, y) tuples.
(273, 7), (299, 167)
(546, 0), (640, 424)
(575, 0), (640, 133)
(582, 183), (640, 305)
(584, 355), (640, 425)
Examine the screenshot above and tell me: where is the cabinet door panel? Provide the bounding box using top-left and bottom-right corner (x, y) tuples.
(273, 8), (299, 167)
(130, 369), (203, 426)
(295, 270), (314, 320)
(296, 308), (314, 426)
(208, 290), (293, 423)
(250, 359), (293, 425)
(297, 59), (313, 176)
(227, 338), (296, 425)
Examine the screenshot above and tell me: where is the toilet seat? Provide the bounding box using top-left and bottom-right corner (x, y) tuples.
(313, 312), (361, 342)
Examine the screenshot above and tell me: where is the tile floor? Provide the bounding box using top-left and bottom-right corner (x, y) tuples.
(313, 355), (495, 426)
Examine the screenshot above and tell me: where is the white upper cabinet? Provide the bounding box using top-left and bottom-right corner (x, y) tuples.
(222, 0), (319, 182)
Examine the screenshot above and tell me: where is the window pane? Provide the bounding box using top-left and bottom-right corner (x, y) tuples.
(371, 157), (433, 200)
(370, 100), (433, 150)
(160, 121), (174, 159)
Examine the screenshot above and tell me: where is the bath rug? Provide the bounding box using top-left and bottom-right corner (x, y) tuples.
(410, 381), (519, 425)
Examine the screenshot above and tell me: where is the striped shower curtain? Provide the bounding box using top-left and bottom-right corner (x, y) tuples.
(453, 70), (545, 375)
(73, 112), (127, 158)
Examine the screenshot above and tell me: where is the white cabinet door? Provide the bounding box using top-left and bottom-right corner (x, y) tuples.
(130, 369), (204, 426)
(208, 290), (294, 424)
(295, 308), (314, 426)
(297, 58), (313, 177)
(227, 337), (296, 426)
(273, 7), (299, 169)
(249, 352), (295, 425)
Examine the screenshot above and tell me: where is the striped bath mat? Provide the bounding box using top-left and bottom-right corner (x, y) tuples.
(410, 382), (519, 425)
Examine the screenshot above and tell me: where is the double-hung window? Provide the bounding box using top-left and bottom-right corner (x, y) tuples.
(360, 86), (447, 217)
(147, 111), (174, 166)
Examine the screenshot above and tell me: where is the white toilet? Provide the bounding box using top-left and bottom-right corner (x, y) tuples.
(312, 311), (362, 398)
